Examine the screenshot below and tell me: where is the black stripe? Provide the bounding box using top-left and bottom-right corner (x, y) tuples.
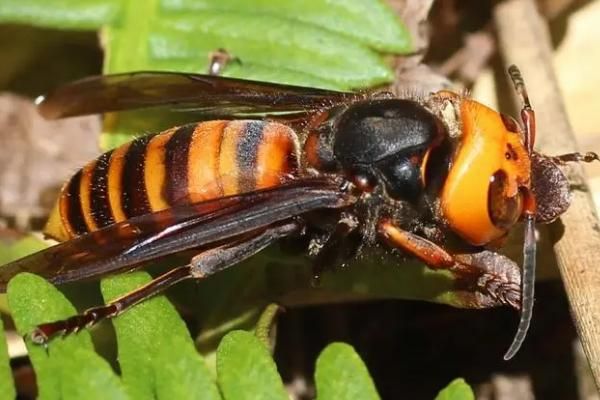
(65, 170), (89, 236)
(121, 135), (153, 218)
(236, 121), (264, 191)
(90, 150), (115, 228)
(164, 124), (196, 205)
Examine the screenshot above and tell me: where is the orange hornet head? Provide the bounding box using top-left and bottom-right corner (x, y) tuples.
(436, 91), (532, 246)
(435, 66), (540, 361)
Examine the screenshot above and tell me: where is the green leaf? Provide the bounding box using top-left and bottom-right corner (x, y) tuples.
(0, 236), (47, 265)
(58, 347), (129, 400)
(1, 0), (410, 90)
(104, 5), (397, 88)
(161, 0), (411, 53)
(0, 317), (15, 400)
(315, 342), (380, 400)
(147, 12), (393, 88)
(434, 378), (475, 400)
(0, 0), (122, 29)
(7, 273), (128, 400)
(217, 330), (287, 400)
(0, 236), (48, 314)
(101, 272), (220, 400)
(0, 0), (408, 90)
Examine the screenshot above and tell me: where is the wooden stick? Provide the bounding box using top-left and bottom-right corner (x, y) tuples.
(494, 0), (600, 388)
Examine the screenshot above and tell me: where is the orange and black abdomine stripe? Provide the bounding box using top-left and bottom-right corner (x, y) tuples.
(90, 150), (115, 229)
(56, 120), (300, 239)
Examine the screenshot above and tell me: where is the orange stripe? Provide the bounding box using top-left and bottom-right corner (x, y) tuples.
(188, 121), (227, 202)
(107, 142), (131, 222)
(58, 184), (76, 239)
(256, 123), (299, 188)
(79, 160), (98, 231)
(219, 121), (244, 196)
(145, 129), (176, 211)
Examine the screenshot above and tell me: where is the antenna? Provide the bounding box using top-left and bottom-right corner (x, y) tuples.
(504, 65), (537, 360)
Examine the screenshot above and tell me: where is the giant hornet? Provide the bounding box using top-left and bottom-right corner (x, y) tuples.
(0, 64), (596, 360)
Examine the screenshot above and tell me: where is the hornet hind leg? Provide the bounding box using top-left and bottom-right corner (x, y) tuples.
(30, 222), (300, 345)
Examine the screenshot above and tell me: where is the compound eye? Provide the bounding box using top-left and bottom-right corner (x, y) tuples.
(488, 170), (523, 230)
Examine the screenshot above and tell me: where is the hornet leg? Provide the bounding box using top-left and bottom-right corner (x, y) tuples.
(311, 213), (360, 281)
(31, 222), (300, 344)
(550, 152), (599, 164)
(377, 219), (520, 309)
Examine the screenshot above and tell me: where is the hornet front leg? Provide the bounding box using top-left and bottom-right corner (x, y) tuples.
(377, 219), (521, 310)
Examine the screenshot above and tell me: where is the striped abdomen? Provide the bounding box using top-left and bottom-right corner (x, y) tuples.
(45, 120), (300, 241)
